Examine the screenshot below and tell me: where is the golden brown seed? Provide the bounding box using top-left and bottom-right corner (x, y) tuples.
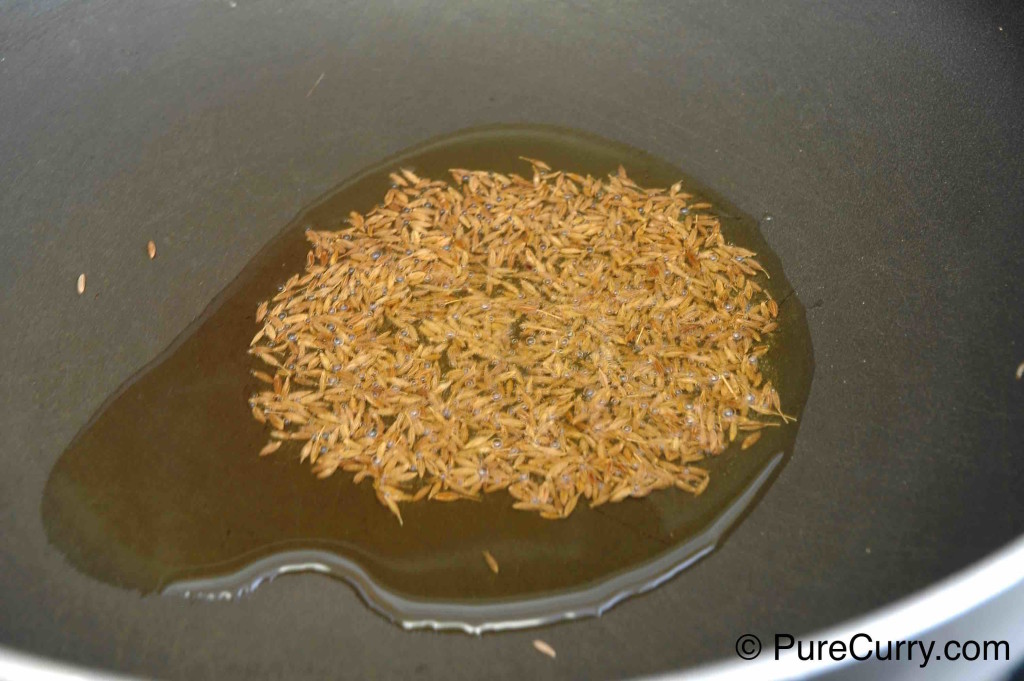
(533, 640), (557, 659)
(259, 441), (283, 456)
(482, 550), (499, 574)
(147, 240), (157, 259)
(248, 161), (787, 522)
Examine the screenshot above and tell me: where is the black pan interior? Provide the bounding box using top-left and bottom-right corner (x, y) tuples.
(0, 1), (1022, 679)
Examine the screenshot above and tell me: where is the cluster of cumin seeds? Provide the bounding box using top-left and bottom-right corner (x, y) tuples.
(249, 160), (787, 523)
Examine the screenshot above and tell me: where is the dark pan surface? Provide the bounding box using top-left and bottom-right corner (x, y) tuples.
(1, 1), (1022, 679)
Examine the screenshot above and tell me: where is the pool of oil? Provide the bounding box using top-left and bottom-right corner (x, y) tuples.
(42, 125), (814, 633)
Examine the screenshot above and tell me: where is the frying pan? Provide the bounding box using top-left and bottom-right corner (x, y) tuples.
(1, 1), (1022, 679)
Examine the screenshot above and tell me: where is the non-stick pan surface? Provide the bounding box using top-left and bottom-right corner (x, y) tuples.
(1, 1), (1022, 679)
